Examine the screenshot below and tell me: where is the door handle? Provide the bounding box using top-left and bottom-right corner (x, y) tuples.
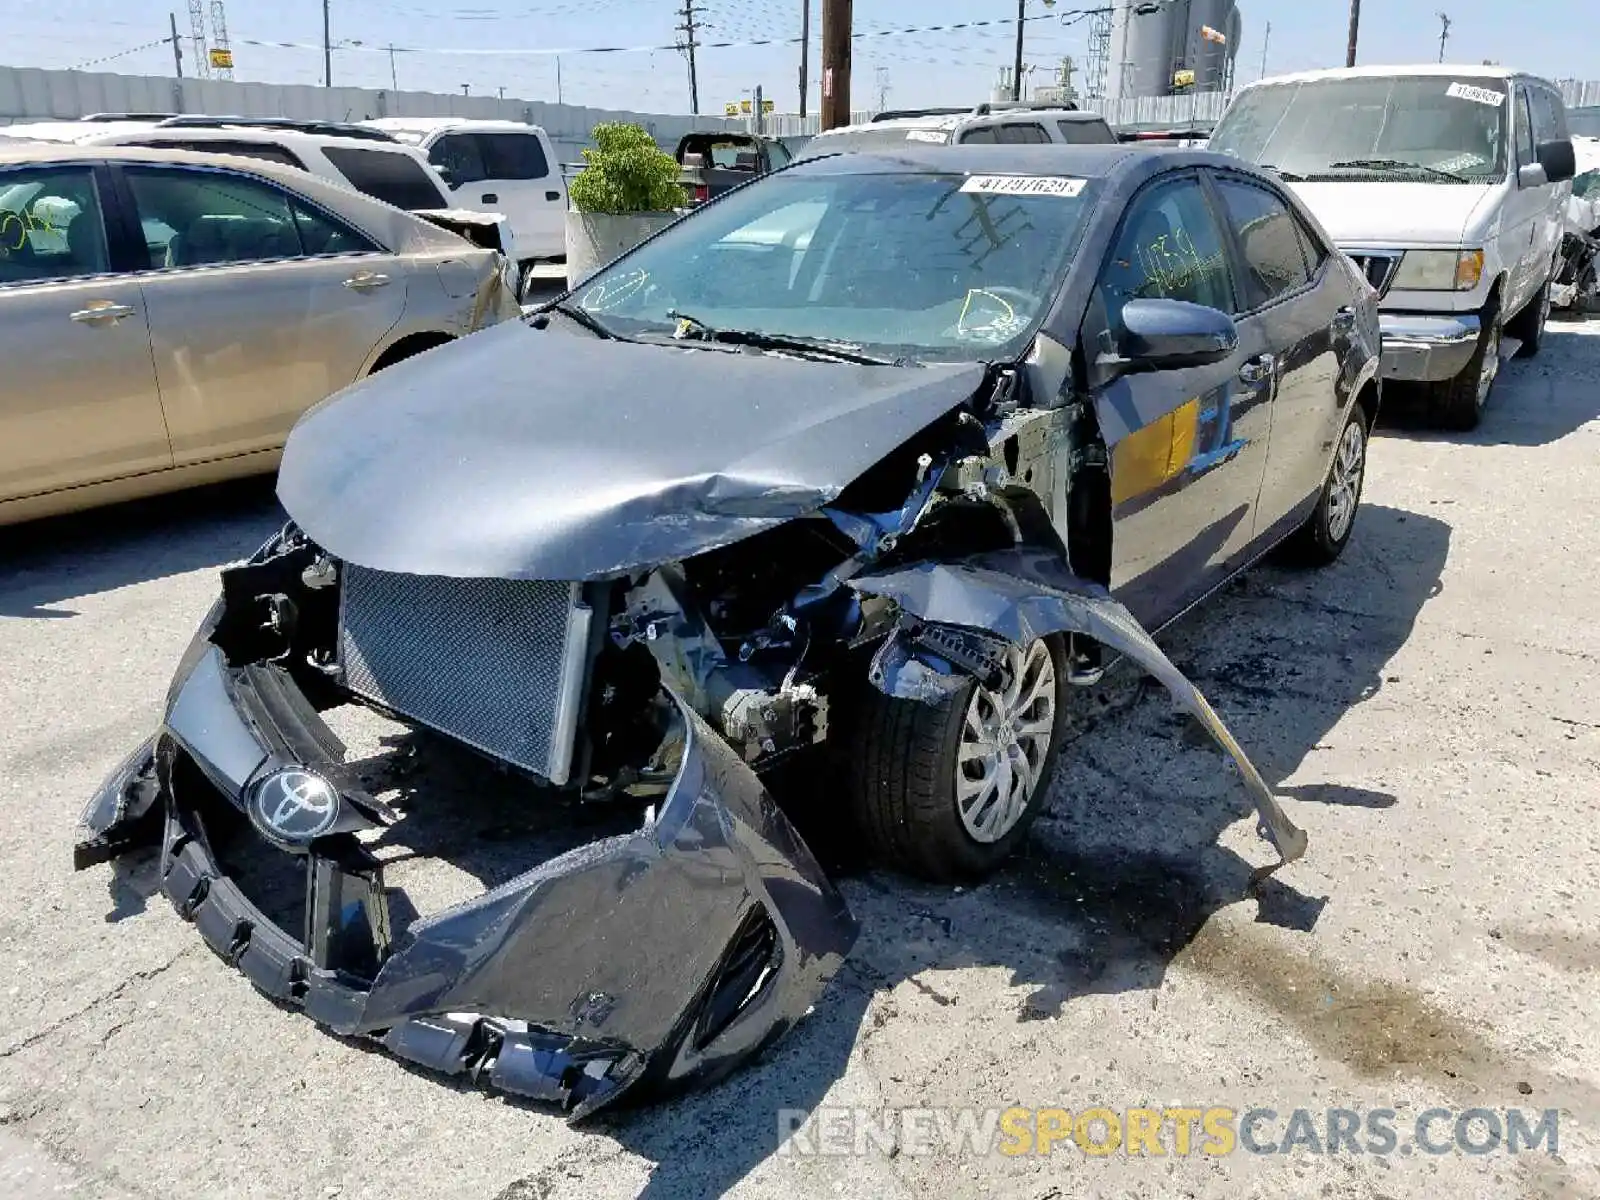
(69, 302), (136, 325)
(1238, 353), (1276, 385)
(481, 192), (499, 204)
(343, 272), (392, 291)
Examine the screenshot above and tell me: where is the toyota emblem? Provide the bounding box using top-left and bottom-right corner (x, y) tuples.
(248, 768), (341, 846)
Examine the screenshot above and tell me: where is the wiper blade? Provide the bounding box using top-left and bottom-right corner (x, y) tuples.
(665, 309), (905, 366)
(1326, 158), (1471, 183)
(530, 299), (632, 341)
(1259, 164), (1306, 181)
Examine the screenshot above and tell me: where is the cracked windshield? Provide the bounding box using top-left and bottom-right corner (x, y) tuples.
(575, 171), (1101, 362)
(1208, 74), (1510, 183)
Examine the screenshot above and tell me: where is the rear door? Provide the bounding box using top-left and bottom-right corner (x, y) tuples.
(116, 163), (407, 464)
(1208, 170), (1348, 540)
(1082, 171), (1275, 628)
(0, 163), (171, 501)
(475, 131), (564, 260)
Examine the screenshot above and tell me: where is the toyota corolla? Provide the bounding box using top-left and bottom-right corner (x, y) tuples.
(77, 144), (1381, 1118)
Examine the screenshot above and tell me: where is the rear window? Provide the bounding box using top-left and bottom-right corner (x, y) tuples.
(320, 146), (445, 211)
(478, 132), (550, 181)
(1058, 119), (1115, 145)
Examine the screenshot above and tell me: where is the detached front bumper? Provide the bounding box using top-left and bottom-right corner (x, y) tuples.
(77, 645), (856, 1120)
(1378, 311), (1482, 383)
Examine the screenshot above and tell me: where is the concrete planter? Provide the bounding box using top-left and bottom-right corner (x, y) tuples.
(564, 210), (679, 290)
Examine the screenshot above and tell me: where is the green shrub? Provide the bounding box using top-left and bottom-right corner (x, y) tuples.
(568, 122), (683, 214)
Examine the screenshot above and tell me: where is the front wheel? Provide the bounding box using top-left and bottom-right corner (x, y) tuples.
(847, 637), (1071, 882)
(1506, 280), (1550, 358)
(1429, 305), (1502, 431)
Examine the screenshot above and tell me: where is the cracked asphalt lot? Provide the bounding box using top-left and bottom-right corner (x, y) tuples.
(2, 323), (1598, 1199)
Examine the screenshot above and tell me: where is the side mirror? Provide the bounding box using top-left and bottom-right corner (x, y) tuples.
(1100, 298), (1239, 375)
(1537, 138), (1577, 184)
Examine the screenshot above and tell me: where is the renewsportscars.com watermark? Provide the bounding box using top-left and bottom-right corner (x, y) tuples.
(778, 1106), (1562, 1159)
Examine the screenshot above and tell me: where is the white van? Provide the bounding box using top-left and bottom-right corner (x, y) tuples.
(363, 119), (566, 269)
(1208, 65), (1577, 428)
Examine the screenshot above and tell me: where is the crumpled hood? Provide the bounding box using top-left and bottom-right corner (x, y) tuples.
(278, 319), (987, 580)
(1287, 180), (1497, 246)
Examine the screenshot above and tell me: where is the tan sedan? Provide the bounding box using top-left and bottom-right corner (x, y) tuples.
(0, 142), (519, 525)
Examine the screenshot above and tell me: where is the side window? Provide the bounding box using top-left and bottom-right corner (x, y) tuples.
(767, 139), (792, 168)
(1211, 177), (1313, 309)
(959, 126), (1000, 145)
(1530, 88), (1568, 146)
(320, 147), (447, 211)
(478, 132), (551, 181)
(124, 167), (372, 268)
(1516, 90), (1537, 166)
(0, 167), (109, 285)
(428, 134), (487, 188)
(1096, 176), (1234, 325)
(998, 123), (1050, 144)
(1292, 212), (1328, 272)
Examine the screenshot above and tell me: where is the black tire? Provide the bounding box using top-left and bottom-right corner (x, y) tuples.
(846, 636), (1072, 883)
(1505, 280), (1550, 358)
(1429, 300), (1502, 431)
(1284, 404), (1370, 567)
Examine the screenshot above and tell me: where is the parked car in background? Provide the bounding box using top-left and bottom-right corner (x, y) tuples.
(1553, 136), (1600, 312)
(1209, 65), (1577, 429)
(0, 142), (519, 525)
(794, 101), (1117, 160)
(0, 116), (514, 253)
(675, 130), (793, 205)
(79, 143), (1378, 1116)
(362, 118), (567, 272)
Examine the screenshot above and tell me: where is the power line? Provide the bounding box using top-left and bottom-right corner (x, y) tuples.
(69, 36), (170, 71)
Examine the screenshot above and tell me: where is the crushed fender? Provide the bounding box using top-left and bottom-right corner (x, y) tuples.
(849, 546), (1309, 883)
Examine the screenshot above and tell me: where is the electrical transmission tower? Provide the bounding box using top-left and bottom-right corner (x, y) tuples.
(1084, 6), (1112, 100)
(187, 0), (211, 78)
(676, 0), (700, 115)
(875, 66), (890, 111)
(209, 0), (234, 79)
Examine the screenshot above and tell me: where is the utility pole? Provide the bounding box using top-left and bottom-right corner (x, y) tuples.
(387, 44), (398, 90)
(820, 0), (851, 130)
(754, 85), (764, 134)
(1437, 12), (1451, 62)
(798, 0), (810, 119)
(556, 56), (563, 104)
(322, 0), (332, 87)
(1012, 0), (1026, 102)
(169, 12), (185, 77)
(1260, 19), (1270, 80)
(677, 0), (700, 116)
(1345, 0), (1360, 68)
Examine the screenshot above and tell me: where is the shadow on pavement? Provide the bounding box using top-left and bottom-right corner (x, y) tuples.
(0, 476), (283, 618)
(1379, 324), (1600, 447)
(494, 504), (1451, 1199)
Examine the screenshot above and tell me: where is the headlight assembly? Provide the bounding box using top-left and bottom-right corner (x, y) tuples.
(1391, 248), (1485, 292)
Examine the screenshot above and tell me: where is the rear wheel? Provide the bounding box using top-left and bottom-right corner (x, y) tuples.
(847, 637), (1071, 882)
(1285, 405), (1369, 566)
(1429, 302), (1501, 431)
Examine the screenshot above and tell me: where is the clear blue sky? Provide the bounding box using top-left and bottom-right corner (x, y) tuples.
(5, 1), (1591, 116)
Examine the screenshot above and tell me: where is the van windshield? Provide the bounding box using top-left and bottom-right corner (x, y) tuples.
(1209, 75), (1509, 183)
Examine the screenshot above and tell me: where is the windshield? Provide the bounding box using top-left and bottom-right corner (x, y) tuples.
(1210, 75), (1509, 182)
(571, 169), (1100, 362)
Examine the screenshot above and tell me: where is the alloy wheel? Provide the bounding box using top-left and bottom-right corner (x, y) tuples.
(955, 641), (1057, 843)
(1325, 418), (1367, 544)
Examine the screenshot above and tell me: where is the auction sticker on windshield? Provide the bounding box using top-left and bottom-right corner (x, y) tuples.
(960, 175), (1087, 198)
(1446, 82), (1505, 107)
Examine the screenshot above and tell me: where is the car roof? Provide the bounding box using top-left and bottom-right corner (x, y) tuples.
(0, 118), (431, 157)
(788, 142), (1156, 178)
(1244, 63), (1537, 89)
(363, 117), (546, 135)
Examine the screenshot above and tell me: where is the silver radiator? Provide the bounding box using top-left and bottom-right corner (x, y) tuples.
(337, 567), (593, 785)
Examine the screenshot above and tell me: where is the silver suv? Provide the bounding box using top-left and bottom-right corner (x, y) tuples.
(795, 101), (1117, 159)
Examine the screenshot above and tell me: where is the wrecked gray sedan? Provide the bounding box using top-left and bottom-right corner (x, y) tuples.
(77, 144), (1381, 1117)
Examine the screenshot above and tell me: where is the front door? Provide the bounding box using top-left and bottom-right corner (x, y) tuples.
(1082, 172), (1275, 629)
(0, 164), (171, 502)
(117, 164), (408, 465)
